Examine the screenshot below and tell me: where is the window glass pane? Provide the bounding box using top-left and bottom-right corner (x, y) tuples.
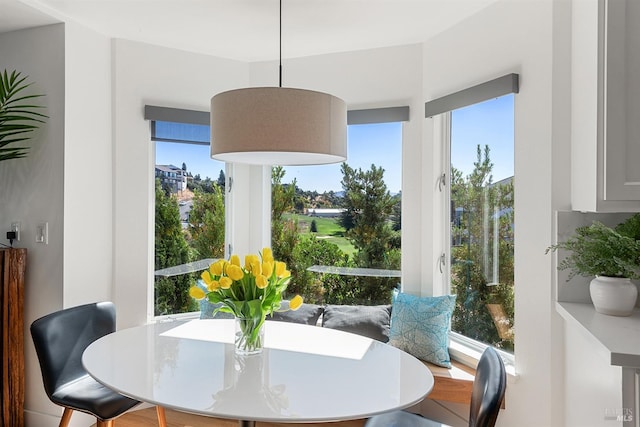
(273, 122), (402, 306)
(449, 95), (514, 353)
(154, 122), (226, 316)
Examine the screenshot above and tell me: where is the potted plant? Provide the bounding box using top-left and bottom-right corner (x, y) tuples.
(547, 214), (640, 316)
(0, 69), (47, 162)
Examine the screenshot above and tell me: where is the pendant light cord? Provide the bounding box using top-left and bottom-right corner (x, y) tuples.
(279, 0), (282, 88)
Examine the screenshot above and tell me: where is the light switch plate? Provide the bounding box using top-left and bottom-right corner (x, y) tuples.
(36, 223), (48, 244)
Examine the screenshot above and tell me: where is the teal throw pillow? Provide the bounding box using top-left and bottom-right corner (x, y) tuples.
(389, 292), (456, 368)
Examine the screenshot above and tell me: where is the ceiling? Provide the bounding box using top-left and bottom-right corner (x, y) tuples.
(2, 0), (500, 62)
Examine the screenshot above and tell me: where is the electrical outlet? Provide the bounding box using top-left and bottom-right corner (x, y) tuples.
(10, 222), (20, 241)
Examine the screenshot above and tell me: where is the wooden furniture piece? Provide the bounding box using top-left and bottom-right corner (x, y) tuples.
(1, 248), (27, 427)
(83, 319), (434, 427)
(425, 360), (475, 405)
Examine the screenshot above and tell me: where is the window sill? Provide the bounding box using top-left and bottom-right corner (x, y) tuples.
(152, 311), (200, 323)
(448, 332), (518, 379)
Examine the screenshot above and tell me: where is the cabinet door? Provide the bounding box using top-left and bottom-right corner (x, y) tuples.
(604, 0), (640, 201)
(621, 367), (639, 427)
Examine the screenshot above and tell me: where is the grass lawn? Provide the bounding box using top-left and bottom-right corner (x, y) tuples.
(284, 213), (356, 255)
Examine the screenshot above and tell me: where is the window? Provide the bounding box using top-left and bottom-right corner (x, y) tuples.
(272, 119), (404, 306)
(151, 119), (226, 316)
(446, 94), (515, 353)
(146, 105), (407, 315)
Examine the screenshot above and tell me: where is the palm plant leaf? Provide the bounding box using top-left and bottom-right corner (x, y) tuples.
(1, 137), (33, 148)
(0, 69), (48, 161)
(0, 147), (30, 161)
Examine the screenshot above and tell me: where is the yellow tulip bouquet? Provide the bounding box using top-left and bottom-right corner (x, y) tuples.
(189, 248), (302, 354)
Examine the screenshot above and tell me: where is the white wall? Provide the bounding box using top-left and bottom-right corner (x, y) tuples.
(63, 21), (113, 308)
(421, 0), (570, 425)
(58, 21), (114, 427)
(0, 23), (67, 427)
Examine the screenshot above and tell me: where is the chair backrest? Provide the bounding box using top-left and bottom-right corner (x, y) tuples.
(30, 302), (116, 398)
(469, 347), (507, 427)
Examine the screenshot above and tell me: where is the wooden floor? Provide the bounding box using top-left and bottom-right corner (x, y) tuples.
(102, 407), (366, 427)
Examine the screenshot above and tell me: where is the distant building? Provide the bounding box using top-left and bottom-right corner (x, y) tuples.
(155, 164), (187, 193)
(307, 208), (345, 218)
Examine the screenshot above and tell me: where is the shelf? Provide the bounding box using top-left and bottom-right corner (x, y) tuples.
(154, 258), (217, 277)
(307, 265), (401, 278)
(556, 302), (640, 368)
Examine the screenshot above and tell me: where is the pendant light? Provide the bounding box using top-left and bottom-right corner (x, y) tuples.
(210, 0), (347, 165)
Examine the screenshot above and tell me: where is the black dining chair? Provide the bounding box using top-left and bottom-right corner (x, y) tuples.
(365, 347), (507, 427)
(30, 301), (167, 427)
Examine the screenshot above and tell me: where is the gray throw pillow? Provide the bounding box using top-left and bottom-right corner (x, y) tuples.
(270, 301), (324, 325)
(322, 304), (392, 342)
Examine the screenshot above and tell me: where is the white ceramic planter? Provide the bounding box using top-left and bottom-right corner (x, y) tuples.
(590, 276), (638, 316)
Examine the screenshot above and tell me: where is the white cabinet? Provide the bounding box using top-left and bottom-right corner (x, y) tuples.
(571, 0), (640, 212)
(558, 302), (640, 427)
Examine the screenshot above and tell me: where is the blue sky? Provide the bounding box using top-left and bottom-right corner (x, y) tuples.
(451, 94), (514, 182)
(155, 122), (403, 193)
(282, 122), (402, 193)
(155, 94), (513, 193)
(155, 122), (225, 182)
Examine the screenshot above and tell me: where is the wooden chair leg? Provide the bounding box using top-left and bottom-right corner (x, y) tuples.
(59, 408), (73, 427)
(156, 406), (167, 427)
(96, 419), (114, 427)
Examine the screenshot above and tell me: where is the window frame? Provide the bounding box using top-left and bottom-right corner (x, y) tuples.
(426, 75), (519, 370)
(148, 115), (228, 319)
(277, 120), (405, 306)
(146, 105), (411, 317)
(442, 107), (516, 371)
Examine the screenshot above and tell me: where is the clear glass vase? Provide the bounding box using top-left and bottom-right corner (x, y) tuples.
(234, 316), (264, 355)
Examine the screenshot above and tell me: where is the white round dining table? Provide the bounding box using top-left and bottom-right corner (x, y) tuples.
(82, 319), (434, 427)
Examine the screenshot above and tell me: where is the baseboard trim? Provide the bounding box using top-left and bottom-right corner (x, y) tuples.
(25, 408), (94, 427)
(25, 409), (60, 427)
